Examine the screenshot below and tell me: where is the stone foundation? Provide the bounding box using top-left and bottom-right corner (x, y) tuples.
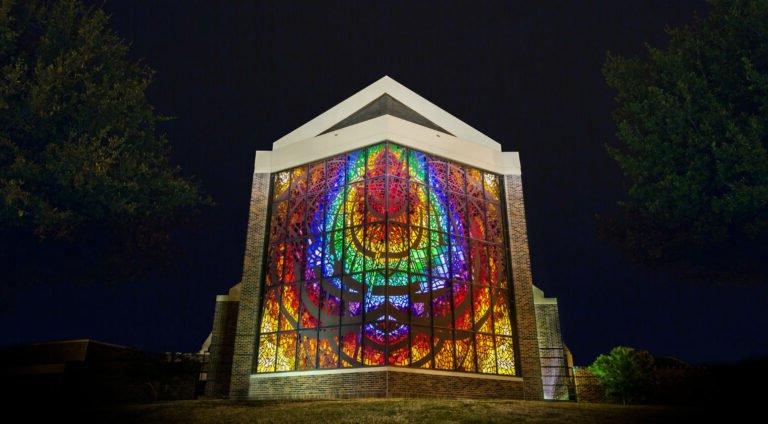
(248, 367), (525, 400)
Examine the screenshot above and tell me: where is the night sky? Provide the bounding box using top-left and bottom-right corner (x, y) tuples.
(2, 0), (767, 366)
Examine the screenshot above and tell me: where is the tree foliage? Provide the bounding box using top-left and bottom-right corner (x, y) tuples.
(601, 0), (768, 282)
(589, 346), (655, 404)
(0, 0), (209, 286)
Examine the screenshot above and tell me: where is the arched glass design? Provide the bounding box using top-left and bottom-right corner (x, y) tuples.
(256, 142), (516, 375)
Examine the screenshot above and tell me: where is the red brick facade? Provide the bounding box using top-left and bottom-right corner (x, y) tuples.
(503, 175), (544, 400)
(229, 172), (271, 398)
(573, 367), (605, 402)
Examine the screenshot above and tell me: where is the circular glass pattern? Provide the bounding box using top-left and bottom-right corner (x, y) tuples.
(257, 142), (515, 375)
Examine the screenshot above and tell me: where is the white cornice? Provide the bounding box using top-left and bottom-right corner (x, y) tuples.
(254, 115), (520, 175)
(273, 76), (501, 151)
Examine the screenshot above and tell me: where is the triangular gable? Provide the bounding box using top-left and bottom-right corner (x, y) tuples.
(320, 94), (451, 135)
(273, 76), (500, 150)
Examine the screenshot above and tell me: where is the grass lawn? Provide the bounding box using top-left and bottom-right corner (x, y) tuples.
(90, 398), (706, 423)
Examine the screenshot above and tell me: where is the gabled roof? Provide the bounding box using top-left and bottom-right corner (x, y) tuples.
(273, 76), (500, 150)
(320, 94), (451, 135)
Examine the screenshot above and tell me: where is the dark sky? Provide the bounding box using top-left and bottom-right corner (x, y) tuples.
(3, 0), (767, 365)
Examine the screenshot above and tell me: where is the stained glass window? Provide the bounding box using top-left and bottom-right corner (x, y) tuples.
(257, 142), (517, 375)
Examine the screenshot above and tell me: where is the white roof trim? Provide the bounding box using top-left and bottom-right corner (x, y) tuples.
(273, 76), (501, 151)
(254, 115), (520, 175)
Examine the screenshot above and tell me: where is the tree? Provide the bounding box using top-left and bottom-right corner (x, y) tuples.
(600, 0), (768, 283)
(589, 346), (655, 404)
(0, 0), (209, 287)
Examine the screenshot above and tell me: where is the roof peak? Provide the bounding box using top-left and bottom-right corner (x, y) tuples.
(273, 76), (500, 151)
(319, 93), (452, 135)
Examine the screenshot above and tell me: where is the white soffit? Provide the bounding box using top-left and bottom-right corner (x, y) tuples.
(273, 76), (501, 151)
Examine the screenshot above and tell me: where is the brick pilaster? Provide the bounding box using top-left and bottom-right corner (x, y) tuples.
(504, 174), (544, 400)
(205, 299), (239, 397)
(229, 172), (270, 399)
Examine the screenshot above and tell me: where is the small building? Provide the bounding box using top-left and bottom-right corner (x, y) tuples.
(205, 77), (569, 400)
(0, 339), (201, 402)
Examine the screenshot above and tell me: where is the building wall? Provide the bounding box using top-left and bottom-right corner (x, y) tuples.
(223, 164), (548, 400)
(205, 299), (239, 397)
(222, 167), (544, 399)
(573, 366), (605, 402)
(503, 175), (544, 400)
(229, 172), (271, 399)
(534, 300), (570, 400)
(249, 368), (524, 400)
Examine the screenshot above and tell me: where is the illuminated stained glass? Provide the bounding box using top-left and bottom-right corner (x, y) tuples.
(257, 142), (517, 375)
(297, 330), (317, 370)
(455, 331), (476, 373)
(275, 332), (296, 371)
(476, 333), (496, 374)
(433, 329), (455, 370)
(340, 325), (362, 367)
(273, 171), (290, 202)
(256, 333), (277, 373)
(318, 328), (339, 368)
(259, 286), (279, 333)
(411, 326), (432, 368)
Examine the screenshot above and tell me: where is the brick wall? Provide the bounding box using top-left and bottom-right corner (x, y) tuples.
(229, 172), (271, 399)
(249, 369), (524, 400)
(503, 174), (544, 400)
(205, 299), (239, 397)
(573, 366), (605, 402)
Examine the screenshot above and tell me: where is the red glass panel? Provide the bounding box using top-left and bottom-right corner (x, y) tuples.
(290, 166), (307, 197)
(468, 198), (486, 240)
(466, 168), (484, 199)
(387, 177), (408, 224)
(447, 164), (466, 193)
(386, 143), (408, 178)
(318, 328), (340, 368)
(340, 325), (362, 367)
(278, 283), (299, 331)
(452, 282), (472, 330)
(410, 327), (432, 368)
(433, 328), (454, 370)
(270, 201), (288, 241)
(299, 280), (320, 329)
(308, 162), (325, 195)
(455, 331), (476, 372)
(472, 285), (493, 333)
(297, 330), (317, 370)
(470, 240), (490, 286)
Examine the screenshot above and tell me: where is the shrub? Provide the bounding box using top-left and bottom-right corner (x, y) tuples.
(589, 346), (655, 404)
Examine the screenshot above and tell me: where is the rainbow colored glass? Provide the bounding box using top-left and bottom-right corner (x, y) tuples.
(257, 142), (516, 375)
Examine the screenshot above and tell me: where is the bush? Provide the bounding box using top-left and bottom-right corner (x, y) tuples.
(589, 346), (655, 404)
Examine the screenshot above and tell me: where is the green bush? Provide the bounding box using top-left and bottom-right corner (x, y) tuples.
(589, 346), (655, 404)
